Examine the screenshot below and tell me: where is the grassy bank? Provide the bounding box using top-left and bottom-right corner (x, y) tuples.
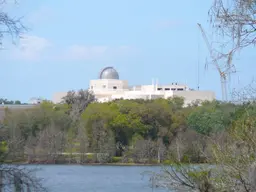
(3, 155), (175, 166)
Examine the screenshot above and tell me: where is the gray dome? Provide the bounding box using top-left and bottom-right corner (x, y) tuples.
(99, 67), (119, 79)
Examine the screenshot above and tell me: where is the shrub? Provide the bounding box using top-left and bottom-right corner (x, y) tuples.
(150, 159), (158, 164)
(127, 158), (134, 163)
(112, 156), (122, 163)
(163, 160), (173, 165)
(86, 153), (96, 163)
(181, 155), (190, 163)
(97, 153), (111, 163)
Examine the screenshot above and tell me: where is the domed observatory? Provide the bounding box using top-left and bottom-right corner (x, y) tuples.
(89, 67), (128, 97)
(99, 67), (119, 80)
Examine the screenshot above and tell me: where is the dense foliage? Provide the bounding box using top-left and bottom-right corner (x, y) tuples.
(1, 90), (255, 165)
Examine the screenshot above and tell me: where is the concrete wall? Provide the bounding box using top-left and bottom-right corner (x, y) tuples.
(110, 90), (172, 100)
(173, 90), (215, 106)
(89, 79), (129, 92)
(52, 92), (67, 104)
(52, 89), (215, 105)
(140, 85), (155, 92)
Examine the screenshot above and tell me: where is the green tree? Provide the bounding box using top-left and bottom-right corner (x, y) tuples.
(15, 100), (21, 104)
(187, 101), (228, 135)
(81, 102), (118, 152)
(110, 100), (146, 146)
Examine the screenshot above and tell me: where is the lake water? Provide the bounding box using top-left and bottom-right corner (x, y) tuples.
(34, 165), (169, 192)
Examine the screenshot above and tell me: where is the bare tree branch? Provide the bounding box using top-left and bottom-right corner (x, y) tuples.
(0, 1), (27, 47)
(62, 89), (95, 122)
(209, 0), (256, 66)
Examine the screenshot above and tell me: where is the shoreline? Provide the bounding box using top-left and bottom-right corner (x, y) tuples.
(14, 162), (161, 166)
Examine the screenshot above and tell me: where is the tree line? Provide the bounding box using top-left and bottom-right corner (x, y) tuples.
(1, 0), (255, 190)
(1, 89), (255, 165)
(0, 98), (22, 105)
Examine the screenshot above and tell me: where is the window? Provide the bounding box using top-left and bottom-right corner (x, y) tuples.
(90, 86), (93, 89)
(102, 85), (106, 88)
(113, 86), (117, 89)
(165, 88), (170, 90)
(157, 88), (162, 90)
(177, 88), (184, 91)
(171, 88), (176, 91)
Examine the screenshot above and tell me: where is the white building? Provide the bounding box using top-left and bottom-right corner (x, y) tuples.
(28, 97), (44, 104)
(52, 67), (215, 106)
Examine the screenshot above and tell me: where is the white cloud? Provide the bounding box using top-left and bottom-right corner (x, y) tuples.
(62, 45), (135, 61)
(12, 35), (52, 61)
(6, 34), (136, 62)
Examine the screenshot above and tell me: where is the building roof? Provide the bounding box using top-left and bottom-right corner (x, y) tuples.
(99, 67), (119, 80)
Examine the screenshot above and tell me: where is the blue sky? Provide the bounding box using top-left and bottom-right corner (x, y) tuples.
(0, 0), (255, 102)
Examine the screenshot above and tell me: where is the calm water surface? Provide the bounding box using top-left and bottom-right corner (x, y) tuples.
(34, 165), (168, 192)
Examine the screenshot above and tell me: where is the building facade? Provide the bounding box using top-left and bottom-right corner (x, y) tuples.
(52, 66), (215, 106)
(28, 97), (44, 104)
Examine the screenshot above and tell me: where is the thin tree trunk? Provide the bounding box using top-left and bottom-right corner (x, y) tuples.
(176, 137), (181, 162)
(157, 146), (160, 163)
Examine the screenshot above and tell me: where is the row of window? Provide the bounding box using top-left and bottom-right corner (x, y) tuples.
(91, 85), (117, 89)
(157, 88), (184, 91)
(90, 85), (185, 91)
